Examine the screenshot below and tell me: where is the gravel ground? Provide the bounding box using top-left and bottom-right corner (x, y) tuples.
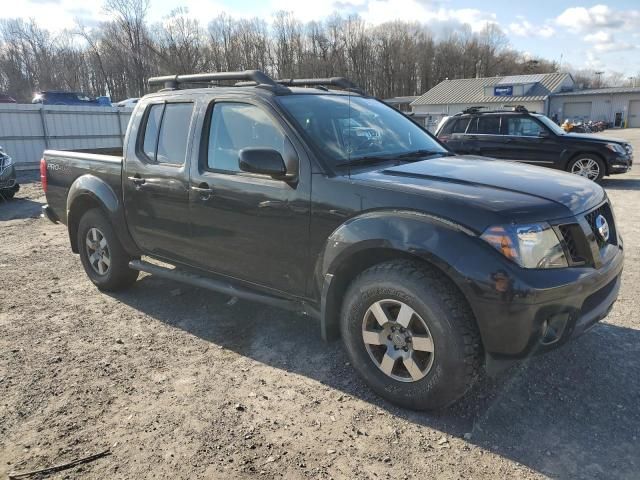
(1, 130), (639, 480)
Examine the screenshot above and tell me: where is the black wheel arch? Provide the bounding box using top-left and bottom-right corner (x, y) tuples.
(316, 210), (481, 346)
(66, 175), (141, 256)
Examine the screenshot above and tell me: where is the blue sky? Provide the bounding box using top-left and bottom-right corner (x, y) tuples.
(5, 0), (640, 77)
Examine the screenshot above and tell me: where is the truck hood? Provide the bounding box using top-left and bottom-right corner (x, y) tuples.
(350, 155), (605, 230)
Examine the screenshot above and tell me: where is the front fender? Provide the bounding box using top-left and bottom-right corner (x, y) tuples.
(317, 209), (476, 282)
(66, 175), (140, 255)
(315, 210), (482, 339)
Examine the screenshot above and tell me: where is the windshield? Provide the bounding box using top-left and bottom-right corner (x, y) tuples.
(278, 94), (448, 167)
(534, 114), (565, 135)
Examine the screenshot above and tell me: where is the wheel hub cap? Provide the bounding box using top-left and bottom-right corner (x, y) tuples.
(85, 227), (111, 276)
(571, 158), (600, 180)
(362, 299), (435, 383)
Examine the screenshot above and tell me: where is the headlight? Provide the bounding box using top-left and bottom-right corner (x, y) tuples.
(481, 223), (568, 269)
(605, 143), (626, 155)
(1, 155), (13, 167)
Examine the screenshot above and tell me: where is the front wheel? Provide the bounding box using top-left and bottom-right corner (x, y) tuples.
(568, 155), (605, 182)
(77, 208), (139, 291)
(340, 260), (482, 410)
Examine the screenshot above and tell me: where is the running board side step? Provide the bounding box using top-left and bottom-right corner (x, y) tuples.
(129, 259), (302, 313)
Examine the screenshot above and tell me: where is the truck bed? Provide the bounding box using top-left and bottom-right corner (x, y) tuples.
(43, 148), (123, 226)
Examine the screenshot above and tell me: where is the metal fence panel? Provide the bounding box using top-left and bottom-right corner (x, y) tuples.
(0, 104), (133, 170)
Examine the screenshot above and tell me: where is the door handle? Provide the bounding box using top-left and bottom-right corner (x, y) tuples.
(127, 176), (146, 186)
(191, 183), (213, 200)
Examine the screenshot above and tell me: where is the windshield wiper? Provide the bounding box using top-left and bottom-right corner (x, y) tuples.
(335, 155), (396, 168)
(394, 149), (451, 160)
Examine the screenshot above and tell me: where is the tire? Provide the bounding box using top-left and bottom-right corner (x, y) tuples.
(1, 189), (15, 200)
(567, 155), (605, 182)
(77, 208), (139, 291)
(340, 260), (482, 410)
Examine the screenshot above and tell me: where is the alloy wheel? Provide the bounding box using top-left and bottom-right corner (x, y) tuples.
(361, 299), (435, 382)
(571, 158), (600, 180)
(85, 227), (111, 275)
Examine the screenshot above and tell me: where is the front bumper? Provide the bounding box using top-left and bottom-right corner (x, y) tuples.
(470, 244), (624, 362)
(607, 151), (633, 174)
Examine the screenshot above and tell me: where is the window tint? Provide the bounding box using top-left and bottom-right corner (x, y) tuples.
(207, 103), (284, 172)
(451, 118), (470, 134)
(142, 104), (163, 160)
(156, 103), (193, 165)
(439, 118), (455, 135)
(477, 116), (501, 134)
(506, 117), (543, 136)
(279, 95), (447, 166)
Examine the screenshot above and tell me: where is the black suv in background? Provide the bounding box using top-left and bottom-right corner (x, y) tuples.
(435, 107), (633, 182)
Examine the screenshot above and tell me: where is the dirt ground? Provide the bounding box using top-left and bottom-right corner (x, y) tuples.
(1, 130), (639, 480)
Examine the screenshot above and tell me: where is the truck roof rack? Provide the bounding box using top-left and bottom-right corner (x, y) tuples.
(148, 70), (365, 95)
(458, 106), (487, 115)
(504, 105), (530, 113)
(456, 105), (536, 116)
(275, 77), (364, 95)
(148, 70), (288, 92)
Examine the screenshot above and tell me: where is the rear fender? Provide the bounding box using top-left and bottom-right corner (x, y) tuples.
(66, 175), (140, 255)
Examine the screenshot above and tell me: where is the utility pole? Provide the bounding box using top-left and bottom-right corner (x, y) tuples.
(594, 71), (604, 88)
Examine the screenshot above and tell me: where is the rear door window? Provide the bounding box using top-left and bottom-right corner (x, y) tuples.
(142, 104), (164, 160)
(476, 116), (501, 135)
(140, 103), (194, 165)
(156, 103), (194, 165)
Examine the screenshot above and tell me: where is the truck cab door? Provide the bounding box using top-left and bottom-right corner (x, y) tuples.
(187, 99), (311, 297)
(123, 101), (194, 262)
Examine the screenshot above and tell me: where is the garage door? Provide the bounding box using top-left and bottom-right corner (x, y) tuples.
(629, 100), (640, 128)
(563, 102), (592, 122)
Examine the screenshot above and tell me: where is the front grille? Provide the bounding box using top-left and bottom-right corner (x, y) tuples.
(585, 203), (617, 249)
(557, 223), (588, 265)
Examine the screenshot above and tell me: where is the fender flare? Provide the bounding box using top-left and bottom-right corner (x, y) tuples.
(66, 174), (140, 255)
(315, 209), (479, 340)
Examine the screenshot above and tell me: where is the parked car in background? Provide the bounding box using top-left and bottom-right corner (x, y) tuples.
(32, 91), (100, 106)
(436, 106), (633, 182)
(41, 70), (624, 410)
(115, 98), (139, 108)
(0, 93), (17, 104)
(0, 145), (19, 200)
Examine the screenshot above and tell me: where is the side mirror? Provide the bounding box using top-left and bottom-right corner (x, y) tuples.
(239, 148), (287, 179)
(538, 129), (551, 137)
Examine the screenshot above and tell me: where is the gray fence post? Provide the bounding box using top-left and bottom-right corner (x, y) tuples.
(39, 106), (50, 149)
(116, 109), (124, 146)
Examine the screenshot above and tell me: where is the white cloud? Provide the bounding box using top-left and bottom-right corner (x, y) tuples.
(508, 17), (554, 38)
(268, 0), (496, 31)
(583, 30), (636, 53)
(556, 4), (639, 33)
(2, 0), (108, 32)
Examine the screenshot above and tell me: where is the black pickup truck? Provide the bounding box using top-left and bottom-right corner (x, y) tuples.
(41, 71), (624, 410)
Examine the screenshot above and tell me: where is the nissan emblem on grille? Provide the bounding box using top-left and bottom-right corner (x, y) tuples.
(595, 215), (610, 242)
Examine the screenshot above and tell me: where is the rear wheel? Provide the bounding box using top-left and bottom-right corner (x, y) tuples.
(568, 155), (604, 182)
(77, 208), (138, 291)
(340, 260), (482, 410)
